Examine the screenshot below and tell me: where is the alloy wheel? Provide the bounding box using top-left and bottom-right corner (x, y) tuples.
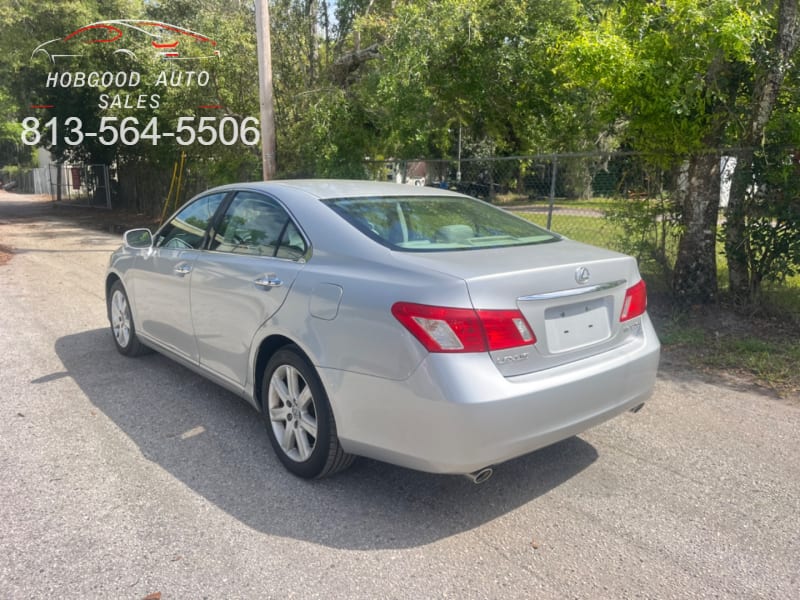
(111, 289), (131, 348)
(267, 364), (318, 462)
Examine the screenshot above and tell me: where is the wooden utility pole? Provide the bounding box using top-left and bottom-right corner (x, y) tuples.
(255, 0), (277, 179)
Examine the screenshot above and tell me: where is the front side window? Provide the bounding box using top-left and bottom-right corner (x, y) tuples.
(157, 192), (226, 250)
(325, 195), (558, 252)
(211, 191), (307, 259)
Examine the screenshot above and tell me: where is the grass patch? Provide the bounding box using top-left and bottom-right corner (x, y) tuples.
(494, 193), (624, 212)
(761, 276), (800, 317)
(658, 324), (706, 346)
(519, 212), (622, 249)
(655, 312), (800, 399)
(552, 197), (621, 211)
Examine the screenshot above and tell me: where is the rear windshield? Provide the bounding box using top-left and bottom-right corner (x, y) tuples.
(325, 195), (559, 251)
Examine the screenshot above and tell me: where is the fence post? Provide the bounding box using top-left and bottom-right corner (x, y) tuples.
(489, 162), (496, 202)
(547, 154), (558, 230)
(56, 163), (63, 202)
(103, 164), (111, 209)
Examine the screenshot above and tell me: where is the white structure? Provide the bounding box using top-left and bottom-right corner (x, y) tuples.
(719, 155), (736, 208)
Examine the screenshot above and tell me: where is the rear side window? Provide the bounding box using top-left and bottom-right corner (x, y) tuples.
(325, 195), (558, 251)
(157, 192), (226, 250)
(210, 191), (307, 259)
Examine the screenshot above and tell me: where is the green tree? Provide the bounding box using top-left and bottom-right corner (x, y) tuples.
(560, 0), (781, 305)
(1, 1), (149, 160)
(350, 0), (582, 160)
(0, 0), (263, 209)
(724, 0), (800, 302)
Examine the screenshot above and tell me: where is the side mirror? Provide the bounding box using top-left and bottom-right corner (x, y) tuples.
(123, 228), (153, 249)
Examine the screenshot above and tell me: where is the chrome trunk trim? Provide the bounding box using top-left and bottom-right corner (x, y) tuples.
(518, 279), (626, 302)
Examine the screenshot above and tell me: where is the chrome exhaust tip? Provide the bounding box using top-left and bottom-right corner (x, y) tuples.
(464, 467), (493, 484)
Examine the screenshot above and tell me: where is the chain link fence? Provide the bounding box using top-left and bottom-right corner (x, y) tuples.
(2, 163), (112, 208)
(48, 163), (112, 208)
(0, 166), (50, 194)
(115, 159), (210, 221)
(362, 152), (800, 318)
(364, 152), (680, 262)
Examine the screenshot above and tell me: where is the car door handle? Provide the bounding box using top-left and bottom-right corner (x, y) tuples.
(173, 263), (192, 276)
(254, 274), (283, 289)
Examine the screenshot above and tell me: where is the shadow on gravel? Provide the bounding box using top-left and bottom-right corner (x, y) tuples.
(53, 328), (598, 550)
(656, 361), (785, 402)
(1, 191), (157, 232)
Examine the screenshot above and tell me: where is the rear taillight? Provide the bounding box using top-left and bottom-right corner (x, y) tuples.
(391, 302), (536, 353)
(476, 309), (536, 350)
(391, 303), (485, 352)
(620, 279), (647, 322)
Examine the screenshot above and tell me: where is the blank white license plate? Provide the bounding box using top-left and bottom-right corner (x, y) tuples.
(544, 298), (611, 353)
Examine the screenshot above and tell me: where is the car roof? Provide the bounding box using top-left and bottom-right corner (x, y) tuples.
(208, 179), (465, 201)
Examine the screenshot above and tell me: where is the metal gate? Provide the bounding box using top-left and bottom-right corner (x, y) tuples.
(49, 163), (111, 209)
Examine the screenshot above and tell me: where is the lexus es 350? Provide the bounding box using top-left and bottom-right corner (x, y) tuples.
(106, 180), (660, 481)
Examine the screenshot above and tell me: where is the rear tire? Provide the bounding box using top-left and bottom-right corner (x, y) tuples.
(108, 281), (148, 357)
(262, 346), (354, 478)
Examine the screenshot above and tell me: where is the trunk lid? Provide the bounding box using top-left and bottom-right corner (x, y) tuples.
(391, 239), (645, 376)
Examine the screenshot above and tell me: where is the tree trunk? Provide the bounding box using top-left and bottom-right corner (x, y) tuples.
(306, 0), (318, 83)
(354, 0), (376, 52)
(724, 150), (753, 300)
(672, 152), (721, 305)
(725, 0), (800, 301)
(321, 0), (330, 68)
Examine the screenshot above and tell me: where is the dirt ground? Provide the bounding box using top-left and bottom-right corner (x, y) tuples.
(1, 189), (798, 402)
(0, 243), (11, 266)
(651, 301), (800, 402)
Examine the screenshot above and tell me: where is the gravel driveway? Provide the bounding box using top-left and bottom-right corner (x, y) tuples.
(1, 192), (798, 599)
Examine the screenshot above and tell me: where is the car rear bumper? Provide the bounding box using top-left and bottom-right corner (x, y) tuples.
(320, 315), (660, 474)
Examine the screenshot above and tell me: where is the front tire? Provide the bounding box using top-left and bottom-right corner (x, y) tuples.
(108, 281), (147, 357)
(262, 347), (354, 478)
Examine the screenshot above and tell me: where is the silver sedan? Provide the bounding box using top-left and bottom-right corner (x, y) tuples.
(106, 180), (660, 481)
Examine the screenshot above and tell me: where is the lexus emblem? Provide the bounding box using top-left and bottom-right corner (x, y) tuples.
(575, 266), (590, 284)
